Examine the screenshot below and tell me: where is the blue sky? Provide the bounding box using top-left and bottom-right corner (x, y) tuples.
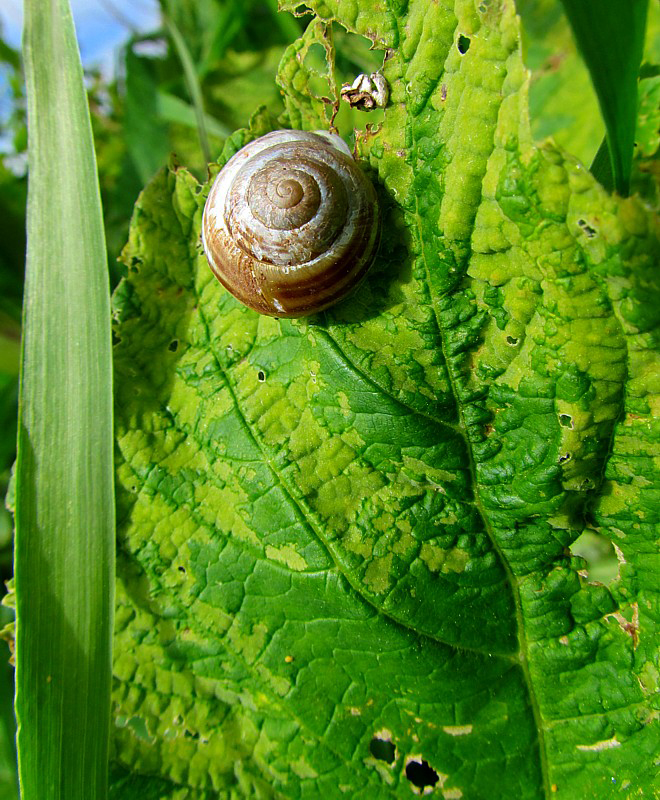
(1, 0), (160, 68)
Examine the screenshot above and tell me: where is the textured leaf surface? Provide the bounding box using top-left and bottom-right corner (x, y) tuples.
(111, 2), (659, 797)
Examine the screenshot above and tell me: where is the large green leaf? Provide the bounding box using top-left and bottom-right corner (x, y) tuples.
(110, 1), (659, 797)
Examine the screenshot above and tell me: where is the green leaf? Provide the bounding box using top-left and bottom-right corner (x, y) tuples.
(516, 0), (604, 167)
(0, 162), (27, 322)
(110, 1), (659, 797)
(16, 1), (115, 798)
(0, 37), (21, 71)
(108, 762), (175, 800)
(0, 624), (18, 800)
(636, 73), (660, 157)
(558, 0), (649, 195)
(0, 314), (19, 477)
(277, 18), (338, 131)
(155, 91), (231, 140)
(124, 48), (172, 186)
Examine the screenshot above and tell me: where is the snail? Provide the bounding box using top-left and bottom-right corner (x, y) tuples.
(201, 130), (380, 318)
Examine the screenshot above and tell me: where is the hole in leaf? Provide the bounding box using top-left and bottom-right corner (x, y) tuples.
(177, 565), (186, 574)
(333, 25), (387, 140)
(506, 335), (518, 345)
(334, 24), (383, 76)
(559, 413), (573, 428)
(303, 42), (331, 98)
(405, 758), (439, 791)
(577, 218), (598, 237)
(124, 715), (152, 741)
(457, 35), (471, 54)
(369, 735), (396, 763)
(168, 339), (179, 352)
(570, 530), (619, 583)
(257, 370), (266, 382)
(558, 452), (572, 464)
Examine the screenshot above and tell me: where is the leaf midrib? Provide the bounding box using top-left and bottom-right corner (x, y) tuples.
(186, 277), (514, 662)
(412, 171), (552, 800)
(379, 3), (552, 792)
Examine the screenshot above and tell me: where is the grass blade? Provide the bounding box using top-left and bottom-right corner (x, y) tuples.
(162, 9), (212, 166)
(559, 0), (648, 195)
(590, 134), (614, 191)
(15, 1), (115, 798)
(155, 90), (231, 139)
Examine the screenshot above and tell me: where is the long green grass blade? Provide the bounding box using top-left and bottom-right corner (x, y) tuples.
(155, 91), (231, 139)
(590, 134), (614, 191)
(162, 9), (212, 166)
(15, 1), (115, 798)
(559, 0), (648, 195)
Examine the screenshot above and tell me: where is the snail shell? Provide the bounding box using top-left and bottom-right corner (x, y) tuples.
(201, 130), (380, 318)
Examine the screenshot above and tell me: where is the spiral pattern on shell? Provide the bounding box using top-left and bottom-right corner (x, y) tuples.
(201, 130), (380, 318)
